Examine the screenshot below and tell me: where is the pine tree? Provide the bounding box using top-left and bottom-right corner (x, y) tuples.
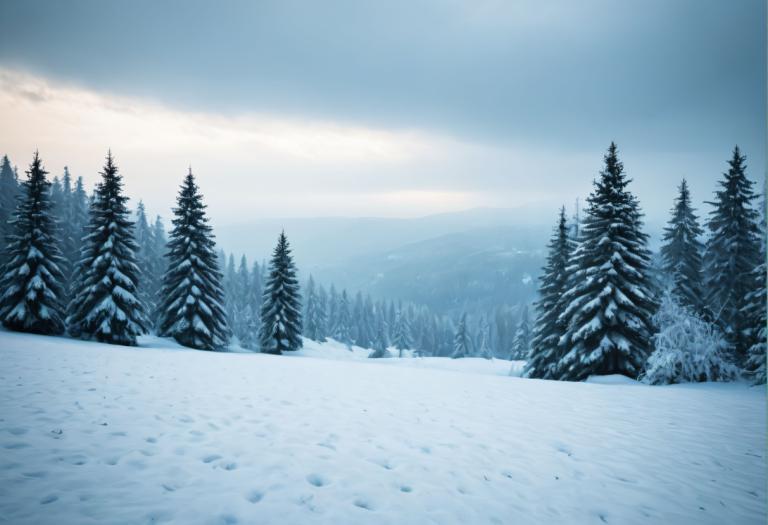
(393, 309), (413, 357)
(146, 214), (168, 327)
(477, 316), (492, 359)
(660, 179), (705, 314)
(704, 146), (762, 364)
(0, 152), (66, 334)
(68, 152), (147, 345)
(134, 201), (156, 317)
(333, 289), (352, 345)
(525, 207), (572, 378)
(558, 143), (656, 381)
(369, 319), (391, 358)
(304, 275), (326, 342)
(259, 231), (303, 354)
(0, 155), (20, 269)
(158, 169), (229, 350)
(451, 312), (470, 359)
(510, 304), (531, 360)
(744, 187), (766, 383)
(232, 255), (251, 342)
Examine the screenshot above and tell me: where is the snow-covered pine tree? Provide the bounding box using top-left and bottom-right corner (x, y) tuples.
(510, 304), (532, 360)
(641, 292), (738, 385)
(223, 253), (237, 330)
(0, 154), (20, 269)
(451, 312), (470, 359)
(232, 255), (251, 342)
(704, 147), (762, 364)
(477, 316), (492, 359)
(316, 284), (328, 338)
(147, 214), (168, 326)
(744, 187), (766, 383)
(0, 152), (66, 334)
(258, 231), (303, 354)
(304, 275), (326, 342)
(134, 201), (156, 318)
(369, 319), (391, 358)
(393, 309), (413, 357)
(158, 169), (229, 350)
(660, 179), (705, 314)
(558, 143), (656, 381)
(333, 289), (352, 345)
(525, 207), (572, 378)
(327, 285), (339, 340)
(68, 152), (148, 345)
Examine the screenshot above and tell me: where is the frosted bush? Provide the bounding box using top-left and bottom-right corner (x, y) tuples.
(642, 293), (739, 385)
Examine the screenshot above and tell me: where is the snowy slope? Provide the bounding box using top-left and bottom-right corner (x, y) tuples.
(0, 331), (764, 525)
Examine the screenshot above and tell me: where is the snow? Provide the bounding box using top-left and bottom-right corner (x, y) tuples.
(0, 330), (765, 524)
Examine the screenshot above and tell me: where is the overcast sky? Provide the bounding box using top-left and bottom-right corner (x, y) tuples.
(0, 0), (764, 225)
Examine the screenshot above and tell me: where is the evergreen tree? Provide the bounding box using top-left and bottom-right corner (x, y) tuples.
(134, 201), (157, 317)
(744, 188), (766, 383)
(393, 309), (413, 357)
(0, 152), (66, 334)
(258, 231), (303, 354)
(333, 289), (352, 345)
(704, 147), (762, 364)
(147, 215), (168, 326)
(558, 143), (656, 380)
(369, 319), (391, 358)
(525, 207), (572, 378)
(68, 152), (147, 345)
(510, 305), (532, 360)
(304, 275), (327, 342)
(233, 255), (251, 341)
(451, 312), (470, 359)
(0, 154), (20, 268)
(477, 316), (493, 359)
(158, 169), (229, 350)
(660, 179), (705, 313)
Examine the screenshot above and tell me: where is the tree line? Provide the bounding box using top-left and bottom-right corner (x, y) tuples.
(0, 144), (764, 384)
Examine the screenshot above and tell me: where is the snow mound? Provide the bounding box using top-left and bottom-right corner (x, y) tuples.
(585, 374), (642, 385)
(0, 330), (764, 525)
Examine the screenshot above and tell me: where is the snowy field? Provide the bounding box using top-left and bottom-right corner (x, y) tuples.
(0, 331), (764, 525)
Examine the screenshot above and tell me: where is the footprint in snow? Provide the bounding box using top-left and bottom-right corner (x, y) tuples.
(245, 490), (264, 503)
(353, 498), (374, 511)
(306, 473), (328, 487)
(202, 454), (222, 464)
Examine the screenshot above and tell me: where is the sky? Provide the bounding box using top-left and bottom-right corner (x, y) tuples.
(0, 0), (764, 226)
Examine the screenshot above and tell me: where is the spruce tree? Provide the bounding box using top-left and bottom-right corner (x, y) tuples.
(158, 170), (229, 350)
(393, 309), (413, 357)
(134, 201), (156, 317)
(510, 305), (532, 360)
(304, 275), (327, 342)
(259, 231), (303, 354)
(559, 143), (656, 381)
(0, 152), (66, 334)
(660, 179), (705, 313)
(0, 154), (20, 268)
(67, 153), (147, 344)
(369, 319), (391, 358)
(451, 313), (470, 359)
(744, 188), (766, 383)
(525, 207), (572, 378)
(333, 289), (352, 345)
(704, 146), (762, 363)
(477, 316), (493, 359)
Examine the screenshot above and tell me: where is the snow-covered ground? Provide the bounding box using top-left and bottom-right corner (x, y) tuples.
(0, 331), (764, 525)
